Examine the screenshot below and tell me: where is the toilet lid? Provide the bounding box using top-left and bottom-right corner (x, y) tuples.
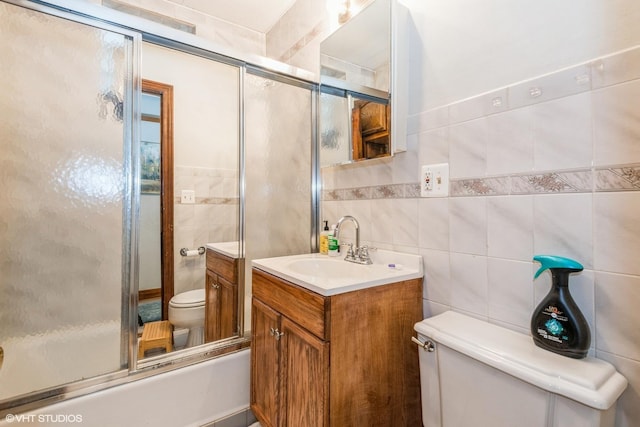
(169, 289), (205, 308)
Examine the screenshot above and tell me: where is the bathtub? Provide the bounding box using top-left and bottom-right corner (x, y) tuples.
(0, 325), (251, 427)
(0, 321), (122, 401)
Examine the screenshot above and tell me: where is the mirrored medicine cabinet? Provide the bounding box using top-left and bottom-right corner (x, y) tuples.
(319, 0), (409, 167)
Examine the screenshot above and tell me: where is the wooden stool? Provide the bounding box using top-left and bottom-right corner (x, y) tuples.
(138, 320), (173, 359)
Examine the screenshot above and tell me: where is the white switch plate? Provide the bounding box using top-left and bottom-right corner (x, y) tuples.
(181, 190), (195, 204)
(420, 163), (449, 197)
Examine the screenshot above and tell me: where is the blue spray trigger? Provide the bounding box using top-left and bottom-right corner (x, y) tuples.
(533, 255), (583, 279)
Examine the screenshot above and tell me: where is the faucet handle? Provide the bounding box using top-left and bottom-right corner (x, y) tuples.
(345, 243), (356, 260)
(358, 245), (371, 262)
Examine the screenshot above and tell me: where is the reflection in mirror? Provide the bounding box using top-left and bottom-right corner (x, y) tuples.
(137, 42), (241, 361)
(319, 89), (350, 166)
(320, 88), (390, 165)
(351, 96), (390, 161)
(319, 0), (409, 167)
(320, 0), (390, 93)
(138, 80), (174, 359)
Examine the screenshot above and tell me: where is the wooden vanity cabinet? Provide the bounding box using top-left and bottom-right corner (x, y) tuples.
(205, 248), (240, 342)
(250, 268), (422, 427)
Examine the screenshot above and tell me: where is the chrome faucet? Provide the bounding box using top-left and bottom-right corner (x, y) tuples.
(334, 215), (372, 265)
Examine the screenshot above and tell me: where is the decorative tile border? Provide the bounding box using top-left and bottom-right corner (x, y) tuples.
(175, 197), (239, 205)
(323, 183), (417, 201)
(322, 165), (640, 200)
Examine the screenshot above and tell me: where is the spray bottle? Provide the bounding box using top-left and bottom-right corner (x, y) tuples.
(530, 255), (590, 359)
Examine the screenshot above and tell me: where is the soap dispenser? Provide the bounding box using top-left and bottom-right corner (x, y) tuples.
(328, 224), (339, 257)
(319, 221), (330, 255)
(530, 255), (590, 359)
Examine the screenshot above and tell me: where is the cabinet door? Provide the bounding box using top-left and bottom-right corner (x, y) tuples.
(280, 317), (329, 427)
(218, 275), (237, 339)
(205, 270), (220, 343)
(251, 299), (281, 427)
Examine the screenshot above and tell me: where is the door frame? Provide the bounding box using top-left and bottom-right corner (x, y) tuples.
(142, 79), (174, 320)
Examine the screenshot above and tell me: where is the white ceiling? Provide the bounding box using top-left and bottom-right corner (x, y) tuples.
(177, 0), (299, 33)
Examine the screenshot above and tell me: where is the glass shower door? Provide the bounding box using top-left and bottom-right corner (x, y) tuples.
(243, 70), (315, 328)
(0, 2), (136, 402)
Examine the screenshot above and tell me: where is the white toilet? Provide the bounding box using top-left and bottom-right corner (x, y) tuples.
(414, 311), (628, 427)
(168, 288), (206, 348)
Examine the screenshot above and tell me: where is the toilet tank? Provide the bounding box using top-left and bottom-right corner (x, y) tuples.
(414, 311), (627, 427)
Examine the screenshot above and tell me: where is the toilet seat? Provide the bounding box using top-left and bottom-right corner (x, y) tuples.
(169, 289), (205, 308)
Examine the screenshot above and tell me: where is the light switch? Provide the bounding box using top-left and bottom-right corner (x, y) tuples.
(420, 163), (449, 197)
(181, 190), (195, 204)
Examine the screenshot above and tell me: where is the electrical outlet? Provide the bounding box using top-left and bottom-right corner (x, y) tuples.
(420, 163), (449, 197)
(181, 190), (195, 204)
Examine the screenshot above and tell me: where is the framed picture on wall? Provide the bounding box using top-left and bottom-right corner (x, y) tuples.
(141, 140), (160, 194)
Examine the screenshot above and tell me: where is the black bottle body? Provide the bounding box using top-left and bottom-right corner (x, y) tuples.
(530, 269), (590, 359)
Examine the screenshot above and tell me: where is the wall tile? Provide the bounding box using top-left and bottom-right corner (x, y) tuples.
(423, 299), (451, 319)
(417, 127), (449, 167)
(421, 249), (451, 306)
(595, 272), (640, 360)
(512, 172), (582, 194)
(418, 198), (450, 251)
(369, 199), (395, 245)
(451, 177), (510, 196)
(508, 64), (592, 109)
(449, 197), (487, 256)
(532, 92), (593, 171)
(392, 134), (419, 184)
(591, 46), (640, 89)
(450, 253), (489, 316)
(533, 193), (593, 268)
(449, 118), (488, 179)
(595, 166), (640, 191)
(391, 199), (419, 247)
(486, 107), (534, 175)
(408, 106), (449, 134)
(487, 258), (534, 330)
(449, 88), (509, 124)
(593, 80), (640, 166)
(487, 195), (533, 261)
(594, 192), (640, 276)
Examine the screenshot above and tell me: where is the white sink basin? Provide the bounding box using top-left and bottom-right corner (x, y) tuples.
(252, 250), (423, 296)
(285, 258), (362, 279)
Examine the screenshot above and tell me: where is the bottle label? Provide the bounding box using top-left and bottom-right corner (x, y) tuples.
(535, 305), (573, 346)
(319, 235), (329, 254)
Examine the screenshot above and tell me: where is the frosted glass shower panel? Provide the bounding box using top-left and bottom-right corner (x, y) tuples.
(244, 73), (313, 327)
(320, 90), (350, 167)
(0, 3), (133, 400)
(244, 74), (312, 260)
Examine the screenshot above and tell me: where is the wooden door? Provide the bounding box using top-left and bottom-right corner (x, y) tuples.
(205, 270), (220, 342)
(218, 275), (237, 340)
(251, 299), (281, 427)
(280, 317), (329, 427)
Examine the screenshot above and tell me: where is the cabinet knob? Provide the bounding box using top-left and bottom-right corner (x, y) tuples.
(269, 327), (284, 341)
(211, 282), (220, 289)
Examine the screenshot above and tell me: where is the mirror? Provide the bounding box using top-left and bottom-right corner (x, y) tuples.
(137, 42), (242, 361)
(319, 0), (408, 166)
